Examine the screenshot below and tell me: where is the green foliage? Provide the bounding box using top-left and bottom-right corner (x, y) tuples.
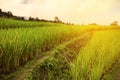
(71, 30), (120, 80)
(0, 18), (65, 29)
(0, 18), (120, 80)
(25, 51), (71, 80)
(31, 57), (70, 80)
(0, 26), (86, 75)
(25, 33), (92, 80)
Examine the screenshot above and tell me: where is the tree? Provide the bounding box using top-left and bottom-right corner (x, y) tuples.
(29, 16), (37, 21)
(35, 17), (40, 21)
(0, 9), (2, 13)
(89, 23), (97, 25)
(54, 17), (62, 23)
(7, 11), (13, 17)
(0, 9), (2, 17)
(28, 17), (33, 21)
(110, 21), (118, 26)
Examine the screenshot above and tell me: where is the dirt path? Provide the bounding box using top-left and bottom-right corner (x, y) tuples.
(17, 56), (49, 80)
(11, 32), (93, 80)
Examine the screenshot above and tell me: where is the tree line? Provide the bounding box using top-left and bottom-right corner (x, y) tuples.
(0, 8), (67, 24)
(0, 8), (118, 26)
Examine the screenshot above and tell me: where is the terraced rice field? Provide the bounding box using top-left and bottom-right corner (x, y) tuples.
(0, 18), (120, 80)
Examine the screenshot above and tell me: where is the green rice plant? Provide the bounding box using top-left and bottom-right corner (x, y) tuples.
(0, 18), (120, 30)
(70, 30), (120, 80)
(0, 26), (86, 74)
(0, 18), (65, 29)
(0, 18), (120, 76)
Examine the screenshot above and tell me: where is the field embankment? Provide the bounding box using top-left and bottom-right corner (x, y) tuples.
(23, 32), (92, 80)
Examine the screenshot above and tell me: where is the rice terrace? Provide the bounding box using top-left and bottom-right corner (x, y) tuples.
(0, 0), (120, 80)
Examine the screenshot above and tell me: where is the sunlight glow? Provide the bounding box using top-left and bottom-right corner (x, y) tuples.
(0, 0), (120, 25)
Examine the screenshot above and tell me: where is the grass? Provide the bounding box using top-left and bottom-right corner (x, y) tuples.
(0, 18), (120, 80)
(0, 18), (65, 29)
(0, 26), (87, 75)
(70, 30), (120, 80)
(24, 32), (92, 80)
(0, 18), (120, 30)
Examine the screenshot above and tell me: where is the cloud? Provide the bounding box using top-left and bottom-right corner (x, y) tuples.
(21, 0), (29, 4)
(0, 0), (120, 25)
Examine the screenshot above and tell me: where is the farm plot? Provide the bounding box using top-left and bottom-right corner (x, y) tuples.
(71, 30), (120, 80)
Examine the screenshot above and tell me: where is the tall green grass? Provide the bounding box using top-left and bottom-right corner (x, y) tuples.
(70, 30), (120, 80)
(0, 18), (65, 29)
(0, 18), (120, 30)
(0, 26), (86, 74)
(0, 18), (120, 76)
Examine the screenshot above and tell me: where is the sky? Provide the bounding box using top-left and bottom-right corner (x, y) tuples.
(0, 0), (120, 25)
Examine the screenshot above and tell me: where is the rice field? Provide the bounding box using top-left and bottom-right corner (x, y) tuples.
(70, 30), (120, 80)
(0, 26), (87, 74)
(0, 18), (120, 80)
(0, 18), (65, 29)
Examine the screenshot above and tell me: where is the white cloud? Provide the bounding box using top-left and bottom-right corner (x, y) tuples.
(0, 0), (120, 25)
